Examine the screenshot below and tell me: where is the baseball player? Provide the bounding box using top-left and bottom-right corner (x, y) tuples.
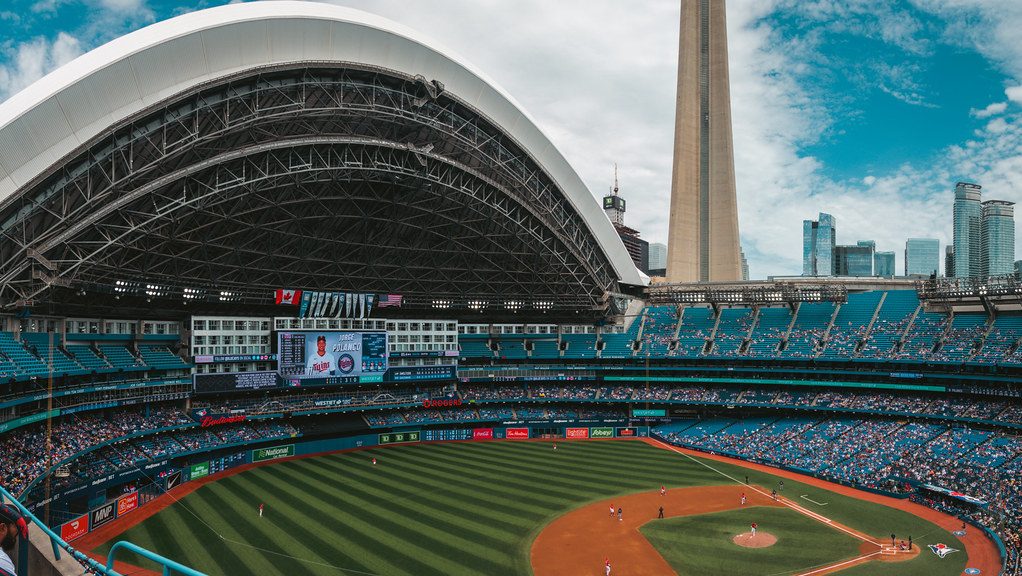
(372, 457), (377, 466)
(740, 492), (746, 505)
(751, 522), (757, 536)
(658, 506), (664, 519)
(259, 503), (264, 517)
(771, 489), (777, 501)
(609, 505), (615, 517)
(605, 559), (611, 576)
(617, 507), (622, 522)
(660, 485), (666, 497)
(306, 335), (335, 376)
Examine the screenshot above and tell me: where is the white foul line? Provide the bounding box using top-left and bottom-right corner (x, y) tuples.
(793, 551), (881, 576)
(650, 438), (880, 546)
(801, 494), (829, 506)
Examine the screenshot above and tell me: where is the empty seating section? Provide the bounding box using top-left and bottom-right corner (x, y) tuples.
(459, 337), (493, 359)
(780, 302), (834, 359)
(0, 333), (47, 377)
(561, 334), (597, 359)
(531, 339), (561, 359)
(820, 291), (882, 358)
(66, 345), (112, 372)
(138, 346), (189, 370)
(601, 316), (643, 358)
(494, 337), (529, 360)
(940, 314), (987, 362)
(19, 333), (84, 376)
(746, 307), (788, 357)
(99, 345), (146, 371)
(676, 306), (714, 357)
(859, 291), (918, 358)
(709, 308), (752, 356)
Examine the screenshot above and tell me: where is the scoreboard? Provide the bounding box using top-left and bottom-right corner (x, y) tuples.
(422, 429), (472, 442)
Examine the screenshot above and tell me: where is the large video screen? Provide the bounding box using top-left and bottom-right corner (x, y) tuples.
(277, 331), (388, 384)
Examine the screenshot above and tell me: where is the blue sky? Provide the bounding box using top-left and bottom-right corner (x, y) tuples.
(2, 0), (1022, 278)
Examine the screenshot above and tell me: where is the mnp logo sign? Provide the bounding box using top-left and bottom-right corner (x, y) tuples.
(590, 427), (614, 438)
(61, 514), (89, 542)
(928, 543), (959, 558)
(90, 502), (116, 530)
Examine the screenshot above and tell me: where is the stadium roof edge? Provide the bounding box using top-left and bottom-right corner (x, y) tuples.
(0, 0), (645, 288)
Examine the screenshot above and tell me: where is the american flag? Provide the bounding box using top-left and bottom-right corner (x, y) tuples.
(377, 294), (403, 308)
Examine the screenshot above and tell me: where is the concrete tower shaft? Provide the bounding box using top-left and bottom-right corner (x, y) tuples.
(667, 0), (742, 283)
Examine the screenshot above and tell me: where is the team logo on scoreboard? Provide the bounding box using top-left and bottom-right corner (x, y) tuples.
(927, 543), (958, 558)
(337, 354), (355, 374)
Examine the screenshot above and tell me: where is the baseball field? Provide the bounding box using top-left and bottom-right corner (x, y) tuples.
(82, 439), (992, 575)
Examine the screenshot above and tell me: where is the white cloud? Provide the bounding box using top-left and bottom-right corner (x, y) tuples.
(972, 101), (1008, 118)
(1007, 85), (1022, 103)
(0, 32), (82, 100)
(863, 176), (877, 186)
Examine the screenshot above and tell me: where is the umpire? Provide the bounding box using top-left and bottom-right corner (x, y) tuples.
(0, 504), (29, 576)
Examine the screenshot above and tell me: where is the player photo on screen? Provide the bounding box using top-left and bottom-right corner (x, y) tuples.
(306, 335), (336, 376)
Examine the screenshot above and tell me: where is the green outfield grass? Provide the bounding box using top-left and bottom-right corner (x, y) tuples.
(95, 440), (969, 575)
(641, 506), (862, 575)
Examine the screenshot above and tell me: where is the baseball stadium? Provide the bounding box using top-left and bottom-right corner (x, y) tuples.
(0, 2), (1019, 576)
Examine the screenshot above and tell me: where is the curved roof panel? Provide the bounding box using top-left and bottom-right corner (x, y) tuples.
(0, 0), (644, 287)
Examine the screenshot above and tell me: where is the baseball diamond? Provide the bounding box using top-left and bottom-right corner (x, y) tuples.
(77, 440), (990, 576)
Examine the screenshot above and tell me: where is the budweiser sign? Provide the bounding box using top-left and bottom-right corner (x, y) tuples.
(200, 415), (247, 427)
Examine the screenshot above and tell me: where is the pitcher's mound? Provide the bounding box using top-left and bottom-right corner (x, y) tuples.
(733, 532), (777, 548)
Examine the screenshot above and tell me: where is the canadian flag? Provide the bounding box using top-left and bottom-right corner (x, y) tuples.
(275, 289), (302, 305)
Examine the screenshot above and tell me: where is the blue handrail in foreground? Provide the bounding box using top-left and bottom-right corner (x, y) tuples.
(0, 484), (207, 576)
(107, 541), (208, 576)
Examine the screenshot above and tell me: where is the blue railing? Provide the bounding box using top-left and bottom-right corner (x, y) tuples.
(0, 484), (206, 575)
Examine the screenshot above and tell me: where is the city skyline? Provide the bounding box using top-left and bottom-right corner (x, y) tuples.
(2, 1), (1022, 279)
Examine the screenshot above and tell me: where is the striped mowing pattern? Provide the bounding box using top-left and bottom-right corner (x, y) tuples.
(98, 441), (730, 575)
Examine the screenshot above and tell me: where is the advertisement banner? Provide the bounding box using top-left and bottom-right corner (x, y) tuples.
(166, 470), (182, 491)
(378, 431), (421, 445)
(192, 371), (281, 395)
(631, 409), (667, 417)
(252, 444), (295, 463)
(565, 427), (590, 439)
(90, 502), (116, 530)
(189, 461), (210, 480)
(117, 493), (139, 516)
(277, 331), (388, 382)
(505, 428), (530, 439)
(616, 427), (638, 437)
(61, 514), (89, 542)
(472, 428), (494, 440)
(590, 427), (614, 438)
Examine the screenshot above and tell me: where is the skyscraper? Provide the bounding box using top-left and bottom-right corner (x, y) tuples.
(981, 200), (1015, 277)
(952, 182), (982, 277)
(602, 167), (650, 273)
(905, 238), (940, 277)
(666, 0), (742, 283)
(874, 251), (895, 278)
(648, 243), (668, 271)
(945, 246), (954, 278)
(834, 243), (873, 276)
(802, 213), (835, 277)
(740, 248), (750, 280)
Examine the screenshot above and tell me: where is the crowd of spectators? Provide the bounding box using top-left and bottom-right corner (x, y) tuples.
(0, 404), (298, 497)
(657, 416), (1022, 575)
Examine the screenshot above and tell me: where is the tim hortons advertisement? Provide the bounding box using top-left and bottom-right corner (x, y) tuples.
(61, 514), (89, 542)
(472, 428), (494, 440)
(565, 427), (590, 439)
(117, 492), (139, 516)
(616, 427), (638, 437)
(505, 427), (530, 439)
